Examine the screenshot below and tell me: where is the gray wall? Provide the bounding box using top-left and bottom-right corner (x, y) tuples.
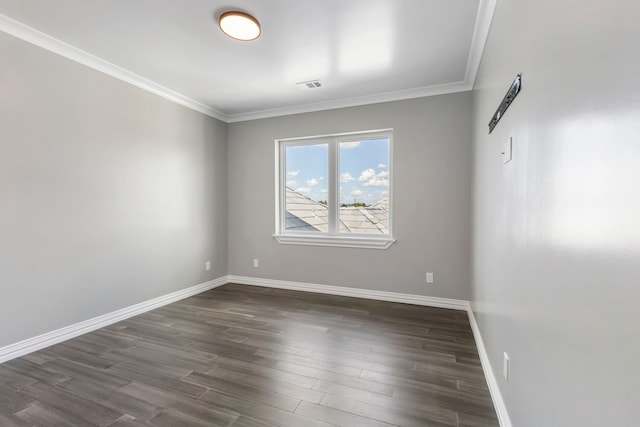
(228, 93), (472, 300)
(0, 32), (228, 348)
(471, 1), (640, 426)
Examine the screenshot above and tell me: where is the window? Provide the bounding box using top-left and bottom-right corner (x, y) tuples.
(275, 129), (394, 249)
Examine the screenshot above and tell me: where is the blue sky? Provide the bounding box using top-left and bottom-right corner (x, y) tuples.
(285, 138), (389, 205)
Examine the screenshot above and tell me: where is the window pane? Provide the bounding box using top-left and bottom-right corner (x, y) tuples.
(339, 138), (390, 234)
(284, 143), (329, 232)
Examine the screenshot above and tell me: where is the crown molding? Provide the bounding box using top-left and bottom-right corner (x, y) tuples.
(226, 81), (472, 122)
(1, 0), (496, 124)
(226, 0), (496, 123)
(0, 13), (229, 122)
(465, 0), (497, 88)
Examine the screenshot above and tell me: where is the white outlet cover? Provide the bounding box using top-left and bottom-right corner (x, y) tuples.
(503, 352), (510, 381)
(253, 258), (259, 268)
(205, 261), (211, 271)
(503, 137), (513, 164)
(426, 272), (434, 283)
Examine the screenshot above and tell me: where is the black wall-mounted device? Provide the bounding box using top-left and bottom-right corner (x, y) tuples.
(488, 74), (521, 134)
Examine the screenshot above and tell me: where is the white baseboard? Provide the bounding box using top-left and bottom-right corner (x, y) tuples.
(227, 275), (470, 311)
(0, 276), (227, 364)
(0, 273), (510, 427)
(467, 305), (513, 427)
(230, 276), (514, 422)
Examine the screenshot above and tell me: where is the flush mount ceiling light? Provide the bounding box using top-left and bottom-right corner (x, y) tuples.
(219, 11), (261, 41)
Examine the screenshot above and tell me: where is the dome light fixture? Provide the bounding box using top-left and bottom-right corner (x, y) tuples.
(219, 11), (261, 41)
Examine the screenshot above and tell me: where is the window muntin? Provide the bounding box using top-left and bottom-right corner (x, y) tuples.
(276, 130), (393, 248)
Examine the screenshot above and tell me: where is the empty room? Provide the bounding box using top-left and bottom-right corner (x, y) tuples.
(0, 1), (637, 426)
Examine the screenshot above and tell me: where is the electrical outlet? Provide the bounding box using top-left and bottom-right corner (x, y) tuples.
(426, 272), (434, 283)
(503, 352), (510, 381)
(253, 258), (259, 268)
(205, 261), (211, 271)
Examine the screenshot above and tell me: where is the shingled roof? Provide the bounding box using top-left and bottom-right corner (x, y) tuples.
(285, 188), (389, 234)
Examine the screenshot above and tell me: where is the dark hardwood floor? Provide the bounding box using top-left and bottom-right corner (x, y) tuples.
(0, 284), (499, 426)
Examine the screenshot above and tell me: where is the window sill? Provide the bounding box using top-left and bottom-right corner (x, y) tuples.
(273, 234), (396, 249)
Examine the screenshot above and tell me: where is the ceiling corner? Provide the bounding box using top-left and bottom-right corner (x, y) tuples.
(0, 13), (229, 122)
(464, 0), (498, 90)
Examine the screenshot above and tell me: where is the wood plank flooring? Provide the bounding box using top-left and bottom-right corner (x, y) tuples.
(0, 284), (499, 426)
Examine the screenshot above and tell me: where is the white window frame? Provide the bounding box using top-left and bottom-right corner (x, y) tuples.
(274, 129), (395, 249)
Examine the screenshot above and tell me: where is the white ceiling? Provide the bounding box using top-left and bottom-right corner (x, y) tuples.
(0, 0), (495, 122)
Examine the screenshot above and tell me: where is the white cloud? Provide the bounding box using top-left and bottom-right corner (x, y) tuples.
(351, 189), (363, 196)
(340, 141), (361, 149)
(358, 168), (389, 187)
(306, 178), (319, 186)
(340, 172), (355, 183)
(320, 189), (328, 194)
(287, 170), (300, 177)
(319, 176), (325, 180)
(378, 163), (387, 169)
(365, 178), (389, 187)
(358, 168), (376, 182)
(296, 187), (311, 194)
(286, 180), (297, 187)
